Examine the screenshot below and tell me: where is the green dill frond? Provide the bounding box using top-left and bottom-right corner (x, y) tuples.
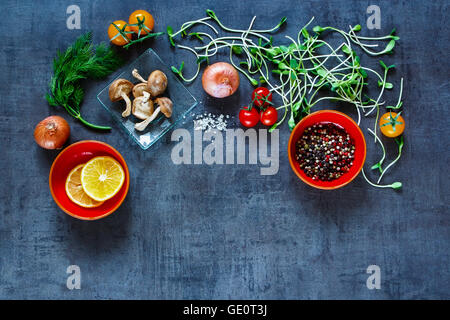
(46, 32), (123, 130)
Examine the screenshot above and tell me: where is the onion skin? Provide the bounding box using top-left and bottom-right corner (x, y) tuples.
(34, 116), (70, 150)
(202, 62), (240, 98)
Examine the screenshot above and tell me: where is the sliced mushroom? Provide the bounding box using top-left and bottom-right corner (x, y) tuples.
(135, 97), (173, 132)
(132, 92), (154, 120)
(147, 70), (168, 97)
(109, 79), (133, 117)
(132, 83), (149, 98)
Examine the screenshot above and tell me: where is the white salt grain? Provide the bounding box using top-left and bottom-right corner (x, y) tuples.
(194, 113), (229, 132)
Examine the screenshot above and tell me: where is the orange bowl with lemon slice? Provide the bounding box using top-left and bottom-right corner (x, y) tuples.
(49, 140), (129, 220)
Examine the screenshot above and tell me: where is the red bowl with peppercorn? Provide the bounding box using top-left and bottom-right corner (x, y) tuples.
(288, 110), (366, 190)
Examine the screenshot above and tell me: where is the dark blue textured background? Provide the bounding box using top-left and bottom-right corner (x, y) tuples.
(0, 0), (449, 299)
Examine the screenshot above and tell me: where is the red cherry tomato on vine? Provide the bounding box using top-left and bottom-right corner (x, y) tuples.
(239, 106), (259, 128)
(251, 87), (272, 108)
(260, 106), (278, 126)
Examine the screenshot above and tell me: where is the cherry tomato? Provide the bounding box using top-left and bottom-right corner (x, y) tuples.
(260, 106), (278, 126)
(129, 10), (155, 35)
(379, 111), (405, 138)
(239, 106), (259, 128)
(251, 87), (272, 108)
(108, 20), (132, 46)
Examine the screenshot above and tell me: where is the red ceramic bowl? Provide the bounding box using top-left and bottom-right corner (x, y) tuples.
(288, 110), (366, 190)
(49, 140), (130, 220)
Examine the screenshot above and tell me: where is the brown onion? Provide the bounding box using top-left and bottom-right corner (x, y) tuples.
(202, 62), (240, 98)
(34, 116), (70, 149)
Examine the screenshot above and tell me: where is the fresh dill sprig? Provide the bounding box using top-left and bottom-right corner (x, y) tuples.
(46, 32), (123, 130)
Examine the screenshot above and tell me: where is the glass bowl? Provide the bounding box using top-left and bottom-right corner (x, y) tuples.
(97, 49), (198, 150)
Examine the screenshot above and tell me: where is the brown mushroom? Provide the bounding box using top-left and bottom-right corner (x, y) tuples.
(109, 79), (133, 117)
(132, 83), (149, 98)
(135, 97), (173, 132)
(132, 92), (154, 120)
(132, 68), (147, 84)
(132, 69), (168, 97)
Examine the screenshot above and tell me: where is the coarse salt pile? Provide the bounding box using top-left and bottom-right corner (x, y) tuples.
(194, 113), (230, 132)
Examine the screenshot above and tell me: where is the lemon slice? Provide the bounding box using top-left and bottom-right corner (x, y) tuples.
(81, 156), (125, 202)
(65, 164), (104, 208)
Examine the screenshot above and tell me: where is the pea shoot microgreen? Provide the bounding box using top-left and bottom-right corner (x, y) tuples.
(378, 80), (393, 89)
(387, 78), (404, 110)
(197, 56), (209, 65)
(377, 136), (404, 184)
(379, 60), (395, 71)
(232, 45), (243, 55)
(167, 26), (176, 46)
(368, 128), (386, 174)
(189, 32), (204, 41)
(167, 10), (404, 190)
(171, 61), (185, 77)
(361, 169), (402, 190)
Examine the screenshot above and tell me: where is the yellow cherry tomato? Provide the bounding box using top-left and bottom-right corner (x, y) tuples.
(379, 111), (405, 138)
(128, 10), (155, 35)
(108, 20), (132, 46)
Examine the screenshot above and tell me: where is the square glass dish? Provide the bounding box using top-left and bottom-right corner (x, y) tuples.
(97, 49), (198, 150)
